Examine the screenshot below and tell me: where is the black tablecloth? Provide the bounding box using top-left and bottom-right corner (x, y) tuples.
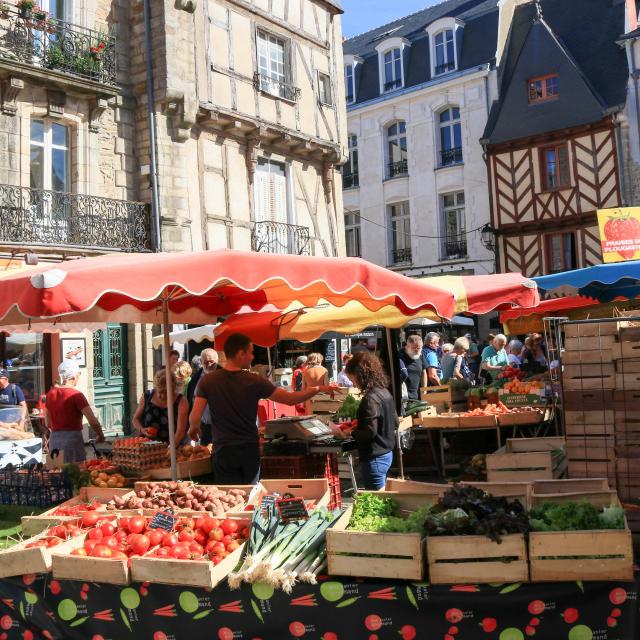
(0, 571), (638, 640)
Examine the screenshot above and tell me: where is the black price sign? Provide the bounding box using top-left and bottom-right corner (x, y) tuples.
(261, 495), (276, 515)
(149, 509), (176, 531)
(276, 497), (308, 522)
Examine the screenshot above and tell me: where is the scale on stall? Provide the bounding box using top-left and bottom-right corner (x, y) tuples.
(264, 415), (334, 441)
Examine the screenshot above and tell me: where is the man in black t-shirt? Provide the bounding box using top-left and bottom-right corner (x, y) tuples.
(188, 333), (336, 484)
(399, 335), (427, 400)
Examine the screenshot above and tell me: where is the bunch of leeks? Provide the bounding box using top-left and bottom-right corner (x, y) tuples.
(229, 503), (342, 593)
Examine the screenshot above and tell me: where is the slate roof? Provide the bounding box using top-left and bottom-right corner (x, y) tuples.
(343, 0), (499, 105)
(483, 0), (629, 145)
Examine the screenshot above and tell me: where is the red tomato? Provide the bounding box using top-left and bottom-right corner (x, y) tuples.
(118, 517), (130, 531)
(91, 545), (113, 558)
(220, 519), (238, 536)
(130, 534), (150, 556)
(178, 529), (195, 543)
(84, 539), (99, 553)
(25, 541), (46, 549)
(67, 526), (82, 538)
(113, 551), (128, 560)
(87, 528), (104, 541)
(210, 555), (223, 565)
(154, 547), (170, 558)
(221, 535), (235, 547)
(103, 536), (119, 550)
(209, 542), (225, 556)
(225, 540), (240, 553)
(71, 548), (87, 556)
(161, 532), (178, 548)
(115, 530), (128, 544)
(188, 541), (203, 555)
(208, 528), (224, 542)
(197, 517), (215, 534)
(148, 529), (164, 547)
(170, 544), (190, 560)
(128, 516), (146, 534)
(100, 522), (116, 537)
(194, 531), (207, 546)
(240, 527), (250, 540)
(81, 512), (101, 528)
(47, 538), (62, 548)
(49, 525), (68, 539)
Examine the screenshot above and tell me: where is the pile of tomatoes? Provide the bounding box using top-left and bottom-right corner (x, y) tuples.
(24, 520), (86, 549)
(64, 514), (249, 563)
(51, 501), (101, 517)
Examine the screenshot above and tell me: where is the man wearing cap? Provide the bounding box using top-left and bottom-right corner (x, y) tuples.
(0, 368), (27, 426)
(45, 360), (105, 463)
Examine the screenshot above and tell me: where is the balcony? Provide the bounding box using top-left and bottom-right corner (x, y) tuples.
(252, 220), (311, 256)
(392, 247), (412, 264)
(0, 7), (116, 89)
(435, 61), (456, 75)
(343, 172), (359, 189)
(254, 73), (300, 102)
(384, 78), (402, 92)
(440, 147), (463, 167)
(0, 185), (152, 252)
(442, 238), (467, 260)
(387, 159), (408, 179)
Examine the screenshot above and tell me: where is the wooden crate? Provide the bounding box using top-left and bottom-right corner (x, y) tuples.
(565, 436), (615, 462)
(563, 390), (613, 411)
(420, 385), (453, 408)
(611, 341), (640, 360)
(529, 495), (633, 582)
(564, 335), (616, 352)
(612, 390), (640, 410)
(149, 456), (212, 480)
(568, 460), (616, 481)
(564, 410), (614, 437)
(427, 534), (528, 585)
(0, 533), (81, 578)
(616, 458), (640, 501)
(419, 415), (460, 428)
(563, 368), (616, 390)
(310, 399), (343, 413)
(563, 323), (619, 339)
(532, 478), (610, 495)
(618, 320), (640, 343)
(457, 415), (497, 428)
(615, 372), (640, 390)
(21, 487), (130, 536)
(486, 437), (566, 483)
(530, 489), (619, 508)
(562, 349), (611, 365)
(614, 360), (640, 373)
(326, 493), (439, 580)
(384, 478), (449, 497)
(131, 518), (250, 588)
(52, 549), (130, 585)
(497, 411), (543, 427)
(458, 481), (530, 508)
(250, 478), (330, 509)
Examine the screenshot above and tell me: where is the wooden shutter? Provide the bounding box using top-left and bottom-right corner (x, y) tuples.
(558, 145), (570, 187)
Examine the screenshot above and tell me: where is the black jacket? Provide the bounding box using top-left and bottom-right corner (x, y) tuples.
(353, 386), (398, 460)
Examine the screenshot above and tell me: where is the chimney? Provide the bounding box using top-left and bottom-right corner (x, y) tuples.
(495, 0), (531, 68)
(627, 0), (638, 32)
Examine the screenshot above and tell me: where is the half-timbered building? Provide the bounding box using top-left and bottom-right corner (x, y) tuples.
(483, 0), (629, 277)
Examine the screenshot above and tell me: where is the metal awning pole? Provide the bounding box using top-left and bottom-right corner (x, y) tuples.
(385, 327), (404, 479)
(162, 297), (178, 481)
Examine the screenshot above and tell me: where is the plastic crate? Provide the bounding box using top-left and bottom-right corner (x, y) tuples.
(327, 475), (341, 510)
(260, 455), (327, 479)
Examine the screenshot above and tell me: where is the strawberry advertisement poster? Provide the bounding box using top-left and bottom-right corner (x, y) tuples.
(597, 207), (640, 263)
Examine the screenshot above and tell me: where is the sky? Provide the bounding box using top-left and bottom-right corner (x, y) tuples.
(341, 0), (441, 38)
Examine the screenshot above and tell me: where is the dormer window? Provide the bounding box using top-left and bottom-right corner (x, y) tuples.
(343, 54), (363, 104)
(426, 17), (463, 78)
(383, 48), (402, 92)
(528, 74), (559, 103)
(434, 29), (455, 75)
(375, 37), (410, 95)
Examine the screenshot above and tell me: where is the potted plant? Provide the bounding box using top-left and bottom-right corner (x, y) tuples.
(32, 5), (46, 28)
(45, 16), (56, 33)
(16, 0), (36, 19)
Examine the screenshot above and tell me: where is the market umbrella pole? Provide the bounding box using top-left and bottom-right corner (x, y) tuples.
(385, 328), (404, 480)
(162, 297), (178, 481)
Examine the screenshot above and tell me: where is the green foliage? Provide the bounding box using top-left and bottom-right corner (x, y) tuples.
(529, 501), (624, 532)
(348, 492), (429, 533)
(335, 394), (360, 419)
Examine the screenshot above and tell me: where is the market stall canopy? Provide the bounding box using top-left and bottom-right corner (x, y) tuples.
(151, 324), (220, 349)
(215, 272), (539, 347)
(0, 250), (461, 324)
(534, 260), (640, 302)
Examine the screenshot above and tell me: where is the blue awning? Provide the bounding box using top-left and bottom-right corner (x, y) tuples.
(533, 261), (640, 302)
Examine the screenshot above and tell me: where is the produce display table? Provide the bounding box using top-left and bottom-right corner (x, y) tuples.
(0, 572), (637, 639)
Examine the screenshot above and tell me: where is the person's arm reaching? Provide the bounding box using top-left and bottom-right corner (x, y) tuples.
(188, 396), (207, 440)
(174, 396), (189, 444)
(81, 406), (105, 443)
(269, 384), (336, 406)
(132, 394), (146, 434)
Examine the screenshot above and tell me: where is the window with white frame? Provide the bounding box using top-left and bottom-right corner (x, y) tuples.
(388, 201), (412, 264)
(434, 29), (456, 75)
(441, 191), (466, 260)
(253, 158), (291, 254)
(386, 121), (408, 178)
(345, 64), (355, 103)
(343, 134), (359, 189)
(30, 119), (70, 192)
(256, 30), (297, 101)
(345, 210), (361, 257)
(41, 0), (66, 20)
(439, 106), (462, 167)
(318, 72), (332, 106)
(383, 47), (402, 92)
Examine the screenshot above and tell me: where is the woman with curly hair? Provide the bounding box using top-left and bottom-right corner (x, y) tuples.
(345, 351), (398, 490)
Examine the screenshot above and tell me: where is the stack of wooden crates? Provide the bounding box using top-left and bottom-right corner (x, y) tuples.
(562, 319), (640, 529)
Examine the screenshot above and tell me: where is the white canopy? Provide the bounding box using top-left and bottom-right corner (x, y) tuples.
(152, 324), (220, 349)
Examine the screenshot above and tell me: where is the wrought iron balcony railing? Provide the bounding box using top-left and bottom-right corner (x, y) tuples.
(0, 6), (116, 86)
(435, 61), (456, 75)
(384, 78), (402, 92)
(254, 73), (300, 102)
(388, 159), (408, 178)
(343, 172), (359, 189)
(392, 247), (412, 264)
(0, 184), (151, 252)
(440, 147), (463, 167)
(252, 220), (310, 256)
(442, 238), (467, 259)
